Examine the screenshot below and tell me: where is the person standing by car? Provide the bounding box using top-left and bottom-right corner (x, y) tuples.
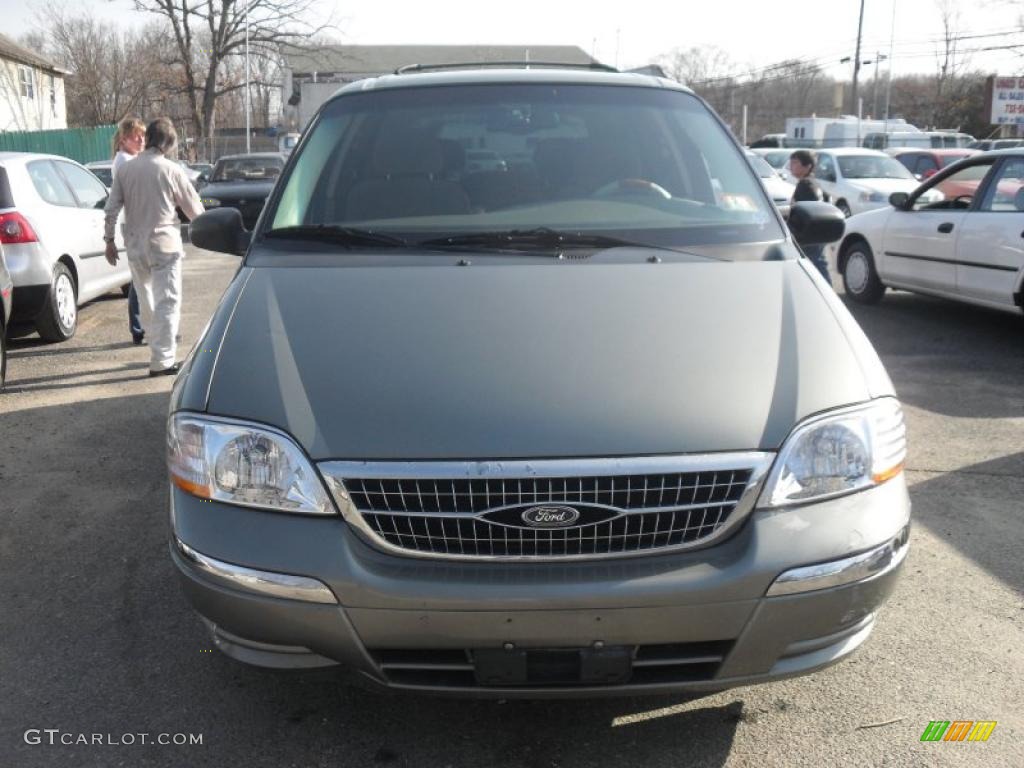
(788, 150), (832, 285)
(111, 117), (146, 345)
(103, 118), (204, 376)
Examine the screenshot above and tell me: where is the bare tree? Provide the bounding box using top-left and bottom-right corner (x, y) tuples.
(934, 0), (971, 125)
(39, 8), (165, 127)
(655, 46), (735, 89)
(131, 0), (333, 143)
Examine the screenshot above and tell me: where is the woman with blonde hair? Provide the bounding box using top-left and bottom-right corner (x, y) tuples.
(112, 117), (146, 343)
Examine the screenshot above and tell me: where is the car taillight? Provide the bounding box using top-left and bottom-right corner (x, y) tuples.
(0, 212), (39, 244)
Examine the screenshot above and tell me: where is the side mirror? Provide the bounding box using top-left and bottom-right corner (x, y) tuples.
(788, 201), (845, 246)
(198, 172), (209, 183)
(94, 196), (108, 210)
(189, 207), (249, 256)
(889, 192), (910, 210)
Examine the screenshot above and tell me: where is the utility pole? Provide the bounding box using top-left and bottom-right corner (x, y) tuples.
(871, 53), (888, 118)
(851, 0), (866, 114)
(883, 0), (897, 132)
(244, 0), (251, 154)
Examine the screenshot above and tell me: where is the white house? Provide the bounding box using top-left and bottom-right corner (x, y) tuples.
(0, 33), (68, 133)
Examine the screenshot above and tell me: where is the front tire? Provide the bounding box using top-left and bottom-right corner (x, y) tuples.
(35, 262), (77, 342)
(842, 242), (886, 304)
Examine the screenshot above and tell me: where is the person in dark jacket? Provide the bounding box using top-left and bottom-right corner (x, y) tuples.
(788, 150), (831, 285)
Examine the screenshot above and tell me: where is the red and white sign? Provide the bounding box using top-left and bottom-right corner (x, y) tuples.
(991, 76), (1024, 125)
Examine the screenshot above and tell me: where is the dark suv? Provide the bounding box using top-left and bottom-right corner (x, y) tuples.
(171, 65), (909, 696)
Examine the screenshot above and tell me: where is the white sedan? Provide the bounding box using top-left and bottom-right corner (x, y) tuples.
(815, 147), (942, 217)
(837, 149), (1024, 315)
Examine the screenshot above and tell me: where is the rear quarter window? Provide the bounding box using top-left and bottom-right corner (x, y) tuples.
(27, 160), (77, 207)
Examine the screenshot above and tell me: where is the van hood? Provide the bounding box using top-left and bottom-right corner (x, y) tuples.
(204, 257), (884, 460)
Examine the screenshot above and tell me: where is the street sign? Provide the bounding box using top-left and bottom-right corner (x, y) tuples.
(990, 76), (1024, 125)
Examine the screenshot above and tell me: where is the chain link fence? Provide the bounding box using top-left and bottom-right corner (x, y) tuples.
(193, 134), (279, 163)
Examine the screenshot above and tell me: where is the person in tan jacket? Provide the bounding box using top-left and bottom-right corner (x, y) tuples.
(103, 118), (204, 376)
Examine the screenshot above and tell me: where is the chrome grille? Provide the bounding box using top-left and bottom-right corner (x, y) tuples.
(344, 472), (747, 514)
(321, 455), (773, 561)
(362, 502), (736, 557)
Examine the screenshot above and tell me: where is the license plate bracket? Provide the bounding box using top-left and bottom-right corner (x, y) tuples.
(473, 646), (632, 686)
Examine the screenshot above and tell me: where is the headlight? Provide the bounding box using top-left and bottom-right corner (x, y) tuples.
(200, 197), (221, 208)
(167, 414), (333, 515)
(759, 398), (906, 508)
(859, 190), (887, 203)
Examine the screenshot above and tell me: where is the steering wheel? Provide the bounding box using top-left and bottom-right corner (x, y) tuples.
(592, 178), (673, 200)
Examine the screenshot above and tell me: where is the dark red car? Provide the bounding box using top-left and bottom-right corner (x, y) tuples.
(890, 148), (979, 181)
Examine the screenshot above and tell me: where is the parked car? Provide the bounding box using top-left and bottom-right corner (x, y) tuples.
(0, 152), (130, 342)
(887, 148), (979, 181)
(172, 65), (909, 697)
(176, 160), (202, 187)
(85, 160), (114, 188)
(0, 242), (11, 388)
(746, 150), (794, 215)
(968, 138), (1024, 151)
(863, 131), (974, 150)
(278, 132), (301, 156)
(189, 162), (214, 182)
(838, 149), (1024, 314)
(748, 132), (787, 148)
(814, 147), (943, 217)
(196, 153), (284, 230)
(748, 147), (795, 182)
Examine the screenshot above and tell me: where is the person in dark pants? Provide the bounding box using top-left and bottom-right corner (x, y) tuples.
(787, 149), (832, 286)
(111, 117), (147, 343)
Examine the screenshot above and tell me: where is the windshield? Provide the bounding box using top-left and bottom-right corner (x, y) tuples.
(838, 155), (914, 180)
(939, 154), (973, 168)
(268, 83), (781, 253)
(213, 156), (284, 182)
(89, 166), (113, 186)
(762, 151), (791, 169)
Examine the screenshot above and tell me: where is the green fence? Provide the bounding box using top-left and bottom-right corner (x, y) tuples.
(0, 124), (117, 165)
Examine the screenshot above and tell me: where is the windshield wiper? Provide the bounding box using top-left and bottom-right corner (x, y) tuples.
(419, 227), (651, 251)
(264, 225), (408, 248)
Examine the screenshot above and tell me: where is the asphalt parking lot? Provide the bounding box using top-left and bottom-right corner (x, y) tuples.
(1, 247), (1021, 768)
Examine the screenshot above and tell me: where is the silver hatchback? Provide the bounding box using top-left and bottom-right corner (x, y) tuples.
(171, 66), (910, 696)
(0, 152), (129, 341)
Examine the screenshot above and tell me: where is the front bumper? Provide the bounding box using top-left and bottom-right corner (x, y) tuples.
(170, 477), (911, 697)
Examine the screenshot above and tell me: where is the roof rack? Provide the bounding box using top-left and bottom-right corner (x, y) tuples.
(394, 61), (618, 75)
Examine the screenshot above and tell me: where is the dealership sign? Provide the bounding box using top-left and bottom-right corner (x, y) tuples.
(991, 76), (1024, 125)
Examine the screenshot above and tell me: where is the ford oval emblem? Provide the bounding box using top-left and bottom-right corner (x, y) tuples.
(521, 505), (580, 528)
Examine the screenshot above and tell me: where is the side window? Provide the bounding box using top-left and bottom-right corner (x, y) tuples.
(27, 161), (77, 207)
(978, 158), (1024, 213)
(914, 161), (994, 211)
(914, 156), (938, 176)
(817, 154), (836, 182)
(55, 161), (108, 209)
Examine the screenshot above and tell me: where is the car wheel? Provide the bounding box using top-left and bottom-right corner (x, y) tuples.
(35, 262), (78, 342)
(837, 200), (853, 218)
(842, 242), (886, 304)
